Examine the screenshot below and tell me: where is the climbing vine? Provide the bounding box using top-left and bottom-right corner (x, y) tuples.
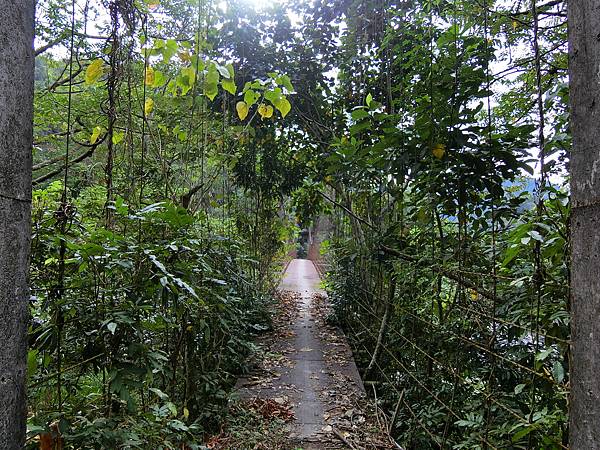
(28, 0), (570, 448)
(29, 0), (298, 447)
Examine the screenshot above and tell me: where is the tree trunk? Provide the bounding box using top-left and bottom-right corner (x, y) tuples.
(569, 2), (600, 448)
(0, 2), (35, 448)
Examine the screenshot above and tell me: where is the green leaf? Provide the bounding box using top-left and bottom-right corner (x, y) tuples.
(166, 401), (178, 417)
(216, 64), (231, 79)
(535, 347), (553, 361)
(226, 63), (235, 79)
(204, 63), (219, 100)
(152, 69), (166, 87)
(274, 97), (291, 118)
(168, 420), (189, 431)
(181, 66), (196, 86)
(166, 39), (178, 52)
(205, 62), (219, 85)
(366, 93), (373, 107)
(204, 82), (218, 101)
(552, 361), (564, 383)
(190, 55), (205, 72)
(512, 425), (535, 442)
(177, 130), (187, 142)
(244, 89), (259, 106)
(222, 78), (237, 95)
(149, 387), (169, 399)
(350, 121), (371, 135)
(276, 74), (294, 92)
(27, 424), (46, 435)
(502, 244), (521, 267)
(264, 88), (282, 104)
(351, 109), (369, 121)
(27, 349), (38, 380)
(171, 276), (199, 299)
(176, 74), (192, 95)
(528, 230), (544, 242)
(162, 39), (178, 62)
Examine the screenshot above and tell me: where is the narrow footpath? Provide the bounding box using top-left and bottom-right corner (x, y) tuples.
(235, 259), (393, 449)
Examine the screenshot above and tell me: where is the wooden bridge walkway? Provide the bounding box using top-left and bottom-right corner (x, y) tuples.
(236, 259), (393, 449)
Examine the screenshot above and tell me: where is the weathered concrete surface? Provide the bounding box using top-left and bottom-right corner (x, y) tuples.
(0, 2), (35, 448)
(281, 259), (328, 440)
(237, 259), (364, 446)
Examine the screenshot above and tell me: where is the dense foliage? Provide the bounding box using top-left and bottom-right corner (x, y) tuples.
(29, 0), (570, 448)
(30, 0), (299, 447)
(314, 0), (570, 448)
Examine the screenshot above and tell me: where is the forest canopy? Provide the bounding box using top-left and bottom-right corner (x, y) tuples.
(26, 0), (569, 448)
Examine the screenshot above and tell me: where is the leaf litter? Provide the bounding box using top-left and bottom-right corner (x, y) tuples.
(217, 289), (394, 449)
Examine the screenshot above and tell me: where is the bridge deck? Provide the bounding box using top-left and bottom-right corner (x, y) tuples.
(236, 259), (369, 448)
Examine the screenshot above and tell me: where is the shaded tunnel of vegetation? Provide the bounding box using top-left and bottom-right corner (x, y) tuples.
(20, 0), (571, 448)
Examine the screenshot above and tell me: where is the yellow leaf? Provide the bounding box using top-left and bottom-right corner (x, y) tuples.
(470, 289), (478, 301)
(178, 51), (191, 62)
(236, 101), (249, 120)
(90, 126), (103, 144)
(258, 103), (268, 118)
(85, 59), (104, 85)
(432, 143), (445, 159)
(258, 103), (273, 119)
(183, 407), (189, 419)
(145, 66), (155, 85)
(146, 0), (160, 11)
(112, 131), (124, 145)
(144, 98), (154, 116)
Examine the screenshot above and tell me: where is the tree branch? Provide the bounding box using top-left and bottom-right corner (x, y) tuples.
(32, 138), (105, 186)
(35, 32), (69, 56)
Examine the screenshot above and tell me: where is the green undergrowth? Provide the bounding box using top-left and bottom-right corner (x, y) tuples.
(26, 182), (283, 449)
